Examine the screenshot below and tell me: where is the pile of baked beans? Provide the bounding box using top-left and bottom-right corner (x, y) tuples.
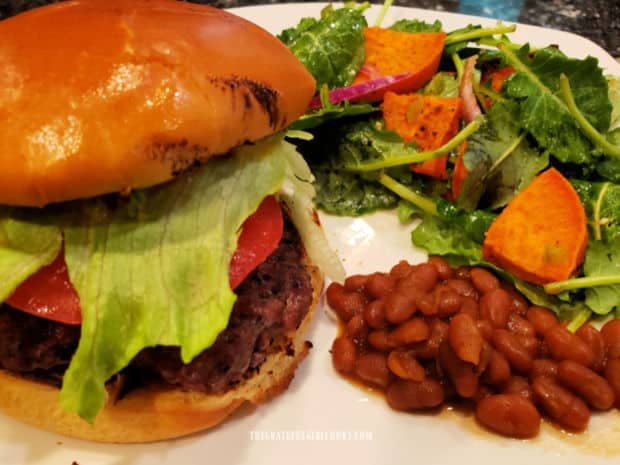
(327, 257), (620, 439)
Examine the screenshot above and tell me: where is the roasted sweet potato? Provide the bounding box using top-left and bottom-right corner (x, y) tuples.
(482, 168), (588, 285)
(383, 91), (463, 179)
(352, 28), (446, 100)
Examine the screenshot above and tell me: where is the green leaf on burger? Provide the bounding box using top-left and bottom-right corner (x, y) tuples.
(58, 136), (290, 421)
(0, 210), (62, 302)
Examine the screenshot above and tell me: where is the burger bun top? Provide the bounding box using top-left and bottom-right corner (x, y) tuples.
(0, 0), (315, 206)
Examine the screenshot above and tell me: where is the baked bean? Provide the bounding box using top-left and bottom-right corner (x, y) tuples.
(476, 394), (541, 439)
(363, 299), (386, 329)
(386, 379), (445, 410)
(387, 350), (425, 381)
(407, 263), (439, 294)
(492, 329), (533, 374)
(365, 272), (396, 299)
(437, 287), (463, 317)
(449, 312), (483, 365)
(416, 292), (438, 316)
(384, 292), (416, 324)
(346, 314), (368, 340)
(413, 319), (450, 359)
(427, 256), (454, 281)
(575, 323), (606, 373)
(476, 341), (494, 375)
(516, 335), (540, 358)
(446, 279), (478, 299)
(459, 296), (479, 319)
(326, 283), (365, 322)
(344, 274), (370, 292)
(454, 266), (471, 280)
(367, 329), (395, 352)
(557, 360), (615, 410)
(397, 272), (433, 301)
(526, 306), (558, 336)
(531, 359), (558, 380)
(476, 319), (494, 341)
(502, 375), (533, 402)
(472, 385), (494, 404)
(483, 350), (511, 386)
(604, 358), (620, 407)
(507, 314), (536, 338)
(470, 267), (500, 295)
(601, 319), (620, 359)
(545, 325), (595, 368)
(532, 376), (590, 432)
(390, 318), (429, 346)
(389, 260), (412, 280)
(355, 352), (392, 387)
(537, 342), (551, 359)
(480, 288), (511, 329)
(501, 283), (529, 316)
(438, 341), (479, 398)
(332, 337), (358, 374)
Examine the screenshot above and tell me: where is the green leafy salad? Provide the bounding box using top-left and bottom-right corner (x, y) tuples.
(279, 2), (620, 329)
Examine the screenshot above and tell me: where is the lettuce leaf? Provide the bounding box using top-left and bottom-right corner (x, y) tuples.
(411, 214), (484, 264)
(55, 136), (290, 422)
(0, 210), (62, 301)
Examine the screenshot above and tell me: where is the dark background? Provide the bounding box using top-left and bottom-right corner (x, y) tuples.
(1, 0), (618, 57)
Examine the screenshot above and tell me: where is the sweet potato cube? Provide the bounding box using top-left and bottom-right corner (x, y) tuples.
(352, 28), (446, 100)
(482, 168), (588, 285)
(383, 91), (463, 179)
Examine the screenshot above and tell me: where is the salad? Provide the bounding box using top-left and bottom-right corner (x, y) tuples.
(278, 1), (620, 330)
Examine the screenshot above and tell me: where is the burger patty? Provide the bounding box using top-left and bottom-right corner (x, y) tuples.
(0, 215), (313, 393)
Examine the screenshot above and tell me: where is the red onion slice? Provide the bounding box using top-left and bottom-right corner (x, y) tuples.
(308, 72), (413, 110)
(459, 55), (482, 123)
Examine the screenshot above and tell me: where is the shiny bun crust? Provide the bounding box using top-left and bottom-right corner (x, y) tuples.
(0, 259), (323, 443)
(0, 0), (315, 206)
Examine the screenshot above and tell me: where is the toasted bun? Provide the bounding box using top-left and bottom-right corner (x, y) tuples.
(0, 255), (323, 443)
(0, 0), (315, 206)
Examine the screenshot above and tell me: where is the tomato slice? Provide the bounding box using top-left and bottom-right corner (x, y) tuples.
(6, 196), (283, 325)
(229, 195), (283, 289)
(5, 248), (82, 325)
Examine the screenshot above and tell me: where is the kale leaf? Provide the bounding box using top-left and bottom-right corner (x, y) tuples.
(278, 5), (368, 90)
(501, 45), (612, 165)
(289, 101), (378, 131)
(582, 240), (620, 315)
(389, 18), (443, 33)
(572, 179), (620, 242)
(457, 101), (549, 211)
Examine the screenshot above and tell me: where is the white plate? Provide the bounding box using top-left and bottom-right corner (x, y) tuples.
(3, 3), (620, 465)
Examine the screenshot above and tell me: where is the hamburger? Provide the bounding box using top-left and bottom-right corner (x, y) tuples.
(0, 0), (341, 442)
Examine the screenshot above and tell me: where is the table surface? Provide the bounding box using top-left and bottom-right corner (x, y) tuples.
(2, 0), (619, 58)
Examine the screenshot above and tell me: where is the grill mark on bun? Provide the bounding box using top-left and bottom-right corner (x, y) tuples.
(145, 140), (211, 177)
(209, 76), (280, 129)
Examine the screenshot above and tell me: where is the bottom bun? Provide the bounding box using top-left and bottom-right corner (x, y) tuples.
(0, 260), (323, 443)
